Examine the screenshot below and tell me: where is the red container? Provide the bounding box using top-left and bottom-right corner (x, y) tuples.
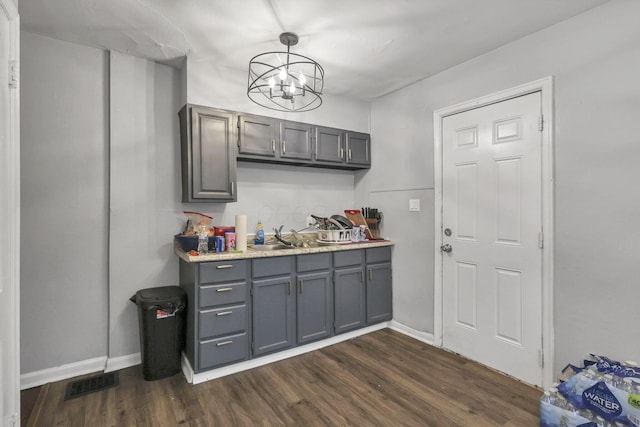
(213, 226), (235, 237)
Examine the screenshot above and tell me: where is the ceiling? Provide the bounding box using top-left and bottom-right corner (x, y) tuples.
(20, 0), (609, 100)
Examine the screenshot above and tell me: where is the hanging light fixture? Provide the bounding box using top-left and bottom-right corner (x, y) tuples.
(248, 32), (324, 112)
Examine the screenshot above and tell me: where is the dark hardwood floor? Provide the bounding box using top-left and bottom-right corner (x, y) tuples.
(23, 329), (542, 426)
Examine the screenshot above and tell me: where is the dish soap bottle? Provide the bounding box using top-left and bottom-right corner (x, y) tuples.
(254, 220), (264, 245)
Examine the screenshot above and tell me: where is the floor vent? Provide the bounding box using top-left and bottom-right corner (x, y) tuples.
(64, 372), (119, 401)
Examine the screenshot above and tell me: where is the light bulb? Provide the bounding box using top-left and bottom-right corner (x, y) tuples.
(279, 68), (287, 81)
(268, 76), (275, 88)
(290, 81), (296, 94)
(299, 72), (306, 86)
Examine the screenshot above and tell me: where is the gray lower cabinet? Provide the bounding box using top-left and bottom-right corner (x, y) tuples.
(178, 104), (237, 202)
(251, 256), (296, 356)
(180, 245), (391, 375)
(179, 259), (250, 372)
(296, 253), (333, 345)
(366, 247), (393, 324)
(333, 249), (366, 334)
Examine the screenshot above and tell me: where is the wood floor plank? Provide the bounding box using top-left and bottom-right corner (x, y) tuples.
(25, 329), (542, 426)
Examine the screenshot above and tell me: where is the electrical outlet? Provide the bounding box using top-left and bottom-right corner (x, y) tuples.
(306, 216), (315, 227)
(409, 199), (421, 212)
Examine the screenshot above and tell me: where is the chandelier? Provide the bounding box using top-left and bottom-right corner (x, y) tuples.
(247, 32), (324, 112)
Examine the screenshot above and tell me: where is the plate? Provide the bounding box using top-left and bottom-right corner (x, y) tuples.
(317, 239), (353, 246)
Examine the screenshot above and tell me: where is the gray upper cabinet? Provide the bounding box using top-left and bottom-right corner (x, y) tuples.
(237, 111), (370, 170)
(237, 114), (312, 164)
(345, 131), (371, 167)
(280, 121), (313, 161)
(178, 104), (237, 202)
(314, 126), (344, 164)
(237, 114), (277, 158)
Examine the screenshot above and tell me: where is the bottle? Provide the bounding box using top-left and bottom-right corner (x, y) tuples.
(255, 220), (264, 245)
(197, 225), (209, 254)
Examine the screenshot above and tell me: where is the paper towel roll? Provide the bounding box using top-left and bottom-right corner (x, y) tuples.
(235, 214), (248, 251)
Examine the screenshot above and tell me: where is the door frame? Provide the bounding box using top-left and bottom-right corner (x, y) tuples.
(0, 0), (20, 424)
(433, 77), (554, 388)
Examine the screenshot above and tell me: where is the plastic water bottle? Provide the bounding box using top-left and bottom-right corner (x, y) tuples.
(584, 365), (603, 381)
(197, 226), (209, 254)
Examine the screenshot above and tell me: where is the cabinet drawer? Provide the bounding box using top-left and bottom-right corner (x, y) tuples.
(199, 304), (247, 339)
(366, 247), (392, 263)
(297, 252), (331, 272)
(334, 249), (364, 268)
(199, 260), (247, 284)
(252, 256), (293, 278)
(199, 283), (246, 307)
(198, 332), (248, 370)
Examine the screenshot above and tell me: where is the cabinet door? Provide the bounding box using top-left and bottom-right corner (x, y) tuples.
(297, 271), (333, 345)
(314, 126), (343, 164)
(345, 131), (371, 167)
(179, 105), (237, 202)
(238, 114), (277, 157)
(252, 275), (295, 356)
(334, 266), (366, 334)
(280, 121), (313, 161)
(366, 263), (392, 324)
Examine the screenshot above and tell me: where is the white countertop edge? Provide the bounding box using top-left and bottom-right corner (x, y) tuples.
(175, 240), (394, 263)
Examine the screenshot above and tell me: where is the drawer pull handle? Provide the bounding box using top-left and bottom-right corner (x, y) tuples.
(369, 269), (372, 281)
(216, 265), (233, 269)
(288, 281), (292, 295)
(299, 280), (304, 294)
(216, 287), (233, 292)
(216, 311), (233, 316)
(216, 340), (233, 347)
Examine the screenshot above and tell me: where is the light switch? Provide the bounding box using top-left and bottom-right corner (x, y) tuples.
(409, 199), (420, 212)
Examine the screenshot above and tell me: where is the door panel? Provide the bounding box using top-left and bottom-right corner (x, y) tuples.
(280, 121), (312, 160)
(441, 92), (543, 386)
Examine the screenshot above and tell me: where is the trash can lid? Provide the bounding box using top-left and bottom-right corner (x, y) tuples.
(134, 286), (185, 310)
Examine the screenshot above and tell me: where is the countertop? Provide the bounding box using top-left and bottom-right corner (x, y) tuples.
(175, 240), (394, 263)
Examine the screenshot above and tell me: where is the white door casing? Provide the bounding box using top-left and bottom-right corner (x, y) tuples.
(0, 0), (19, 425)
(434, 78), (554, 389)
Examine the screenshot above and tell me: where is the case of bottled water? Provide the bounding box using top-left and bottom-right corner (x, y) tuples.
(540, 355), (640, 427)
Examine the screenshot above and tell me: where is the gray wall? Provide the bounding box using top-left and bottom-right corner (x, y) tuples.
(20, 32), (109, 372)
(367, 0), (640, 372)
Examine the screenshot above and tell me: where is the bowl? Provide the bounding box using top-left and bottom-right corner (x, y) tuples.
(174, 234), (216, 252)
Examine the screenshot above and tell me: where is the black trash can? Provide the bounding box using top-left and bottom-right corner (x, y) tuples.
(130, 286), (186, 381)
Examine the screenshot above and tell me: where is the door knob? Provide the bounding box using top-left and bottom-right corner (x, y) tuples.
(440, 243), (452, 253)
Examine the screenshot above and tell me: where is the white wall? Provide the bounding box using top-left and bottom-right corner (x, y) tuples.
(108, 51), (184, 360)
(20, 32), (373, 374)
(368, 0), (640, 372)
(20, 32), (109, 373)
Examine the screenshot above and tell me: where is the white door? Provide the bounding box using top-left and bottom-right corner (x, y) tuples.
(0, 0), (20, 424)
(441, 92), (543, 386)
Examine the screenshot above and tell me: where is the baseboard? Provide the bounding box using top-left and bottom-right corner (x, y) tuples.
(184, 322), (389, 384)
(20, 356), (108, 390)
(388, 320), (435, 345)
(104, 353), (141, 373)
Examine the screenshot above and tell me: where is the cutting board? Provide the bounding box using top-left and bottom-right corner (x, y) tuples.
(344, 209), (377, 240)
